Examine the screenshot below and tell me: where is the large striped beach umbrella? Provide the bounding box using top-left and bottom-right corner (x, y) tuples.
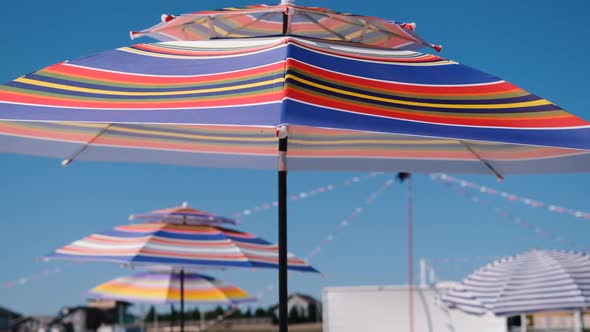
(130, 0), (439, 51)
(441, 249), (590, 332)
(0, 37), (589, 173)
(129, 202), (237, 226)
(2, 5), (590, 332)
(1, 37), (589, 173)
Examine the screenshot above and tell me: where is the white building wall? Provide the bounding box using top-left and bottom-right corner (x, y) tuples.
(323, 284), (506, 332)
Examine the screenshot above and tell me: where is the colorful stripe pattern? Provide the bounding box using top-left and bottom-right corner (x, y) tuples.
(0, 37), (589, 174)
(441, 249), (590, 316)
(131, 4), (435, 51)
(90, 269), (256, 304)
(1, 121), (589, 174)
(130, 202), (237, 225)
(46, 222), (317, 272)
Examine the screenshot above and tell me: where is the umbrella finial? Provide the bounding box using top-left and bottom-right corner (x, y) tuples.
(280, 0), (294, 4)
(182, 201), (188, 208)
(401, 22), (416, 31)
(161, 14), (175, 23)
(276, 125), (289, 139)
(396, 172), (412, 183)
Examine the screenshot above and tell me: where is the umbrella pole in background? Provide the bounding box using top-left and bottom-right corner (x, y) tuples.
(180, 268), (185, 332)
(200, 310), (205, 331)
(169, 306), (174, 332)
(118, 303), (124, 326)
(574, 310), (584, 332)
(277, 126), (289, 332)
(520, 314), (527, 332)
(155, 309), (158, 332)
(407, 175), (414, 332)
(180, 216), (186, 332)
(140, 304), (146, 332)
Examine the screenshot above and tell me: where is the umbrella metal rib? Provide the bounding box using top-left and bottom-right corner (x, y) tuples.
(62, 123), (113, 166)
(459, 140), (504, 181)
(219, 12), (276, 38)
(300, 12), (350, 41)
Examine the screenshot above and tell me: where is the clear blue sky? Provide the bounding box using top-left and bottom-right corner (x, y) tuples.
(1, 0), (589, 316)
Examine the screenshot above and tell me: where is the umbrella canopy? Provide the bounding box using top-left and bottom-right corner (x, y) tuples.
(130, 3), (438, 51)
(45, 221), (317, 273)
(441, 249), (590, 316)
(0, 37), (589, 176)
(129, 202), (237, 225)
(90, 269), (256, 304)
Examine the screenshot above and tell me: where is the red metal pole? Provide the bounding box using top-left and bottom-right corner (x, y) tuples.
(407, 177), (414, 332)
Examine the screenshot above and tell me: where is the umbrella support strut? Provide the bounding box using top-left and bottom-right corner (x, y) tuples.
(61, 123), (113, 166)
(459, 141), (504, 181)
(278, 126), (289, 332)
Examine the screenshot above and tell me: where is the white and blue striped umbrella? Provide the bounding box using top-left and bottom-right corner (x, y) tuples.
(441, 249), (590, 316)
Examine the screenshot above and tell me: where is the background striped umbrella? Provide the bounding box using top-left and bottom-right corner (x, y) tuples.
(90, 269), (255, 304)
(90, 269), (256, 331)
(129, 202), (238, 225)
(130, 1), (439, 51)
(46, 222), (317, 272)
(441, 249), (590, 332)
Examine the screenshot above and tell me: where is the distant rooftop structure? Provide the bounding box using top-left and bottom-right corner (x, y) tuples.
(271, 293), (322, 323)
(12, 316), (52, 332)
(0, 306), (20, 319)
(86, 299), (131, 310)
(0, 306), (21, 332)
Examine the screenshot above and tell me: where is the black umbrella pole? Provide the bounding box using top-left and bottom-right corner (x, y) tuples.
(278, 134), (288, 332)
(180, 268), (185, 332)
